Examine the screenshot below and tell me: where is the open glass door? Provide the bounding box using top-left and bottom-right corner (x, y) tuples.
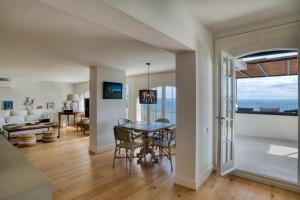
(219, 50), (236, 176)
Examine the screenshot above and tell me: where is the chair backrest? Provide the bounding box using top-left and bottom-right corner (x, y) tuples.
(168, 128), (176, 146)
(155, 118), (170, 123)
(118, 118), (133, 126)
(114, 126), (132, 143)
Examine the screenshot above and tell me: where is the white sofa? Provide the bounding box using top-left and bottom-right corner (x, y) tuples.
(0, 109), (56, 143)
(0, 109), (55, 127)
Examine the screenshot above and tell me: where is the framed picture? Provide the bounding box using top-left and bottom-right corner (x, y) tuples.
(103, 82), (122, 99)
(3, 100), (13, 110)
(47, 102), (55, 109)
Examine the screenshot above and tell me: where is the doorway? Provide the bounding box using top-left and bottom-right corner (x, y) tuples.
(219, 49), (299, 184)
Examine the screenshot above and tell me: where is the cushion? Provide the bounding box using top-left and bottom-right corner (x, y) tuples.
(28, 109), (44, 116)
(41, 112), (50, 119)
(6, 115), (25, 124)
(0, 117), (5, 125)
(237, 107), (253, 112)
(11, 110), (28, 116)
(0, 110), (10, 117)
(41, 110), (55, 122)
(25, 114), (40, 123)
(260, 107), (280, 113)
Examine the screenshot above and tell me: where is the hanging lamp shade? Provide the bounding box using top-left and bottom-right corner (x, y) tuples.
(139, 63), (157, 104)
(139, 89), (157, 104)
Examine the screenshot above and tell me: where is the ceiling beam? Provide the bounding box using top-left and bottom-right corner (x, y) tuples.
(237, 71), (249, 78)
(256, 63), (269, 77)
(286, 59), (291, 76)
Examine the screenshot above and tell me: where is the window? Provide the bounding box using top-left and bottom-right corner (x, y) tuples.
(149, 86), (163, 121)
(165, 86), (176, 123)
(136, 98), (147, 121)
(126, 83), (129, 118)
(136, 85), (176, 123)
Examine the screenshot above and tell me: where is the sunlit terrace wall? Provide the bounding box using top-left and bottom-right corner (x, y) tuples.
(235, 113), (298, 141)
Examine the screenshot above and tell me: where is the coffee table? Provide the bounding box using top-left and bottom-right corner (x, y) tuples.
(3, 122), (58, 140)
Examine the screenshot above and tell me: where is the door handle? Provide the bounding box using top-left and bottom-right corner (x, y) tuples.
(216, 116), (225, 120)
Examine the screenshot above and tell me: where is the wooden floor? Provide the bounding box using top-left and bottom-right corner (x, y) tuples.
(18, 127), (300, 200)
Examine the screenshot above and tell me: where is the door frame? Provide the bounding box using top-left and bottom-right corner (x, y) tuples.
(216, 48), (300, 191)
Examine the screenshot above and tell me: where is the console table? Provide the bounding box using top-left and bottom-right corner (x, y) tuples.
(58, 112), (84, 138)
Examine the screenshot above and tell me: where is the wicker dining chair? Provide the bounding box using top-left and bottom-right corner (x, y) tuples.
(152, 127), (176, 171)
(154, 118), (170, 140)
(118, 118), (141, 141)
(113, 126), (142, 174)
(155, 118), (170, 123)
(118, 118), (133, 126)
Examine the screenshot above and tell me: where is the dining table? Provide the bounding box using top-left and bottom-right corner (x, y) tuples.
(118, 121), (176, 164)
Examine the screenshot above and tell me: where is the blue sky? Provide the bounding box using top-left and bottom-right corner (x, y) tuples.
(237, 75), (298, 100)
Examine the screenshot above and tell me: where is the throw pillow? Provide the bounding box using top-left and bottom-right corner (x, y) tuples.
(6, 116), (25, 124)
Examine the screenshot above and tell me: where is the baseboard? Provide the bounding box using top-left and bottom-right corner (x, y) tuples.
(233, 169), (300, 193)
(198, 166), (214, 187)
(174, 166), (214, 190)
(174, 175), (197, 190)
(89, 144), (114, 154)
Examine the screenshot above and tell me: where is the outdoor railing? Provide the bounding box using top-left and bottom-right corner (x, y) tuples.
(236, 100), (298, 116)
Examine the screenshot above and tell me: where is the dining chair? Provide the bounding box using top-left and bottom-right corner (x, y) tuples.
(118, 118), (141, 141)
(113, 126), (142, 174)
(118, 118), (133, 126)
(155, 118), (170, 123)
(154, 118), (170, 140)
(152, 127), (176, 171)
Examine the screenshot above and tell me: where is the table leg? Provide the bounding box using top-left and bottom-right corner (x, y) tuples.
(67, 115), (69, 126)
(73, 114), (76, 128)
(137, 133), (154, 165)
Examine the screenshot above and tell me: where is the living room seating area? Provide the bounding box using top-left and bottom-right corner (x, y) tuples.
(0, 109), (56, 143)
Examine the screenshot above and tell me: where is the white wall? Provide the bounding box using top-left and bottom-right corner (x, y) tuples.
(126, 71), (175, 121)
(195, 41), (214, 188)
(74, 82), (89, 96)
(0, 80), (74, 112)
(89, 66), (126, 154)
(214, 21), (300, 167)
(236, 113), (298, 141)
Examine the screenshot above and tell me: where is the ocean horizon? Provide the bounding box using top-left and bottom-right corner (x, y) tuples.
(237, 99), (298, 112)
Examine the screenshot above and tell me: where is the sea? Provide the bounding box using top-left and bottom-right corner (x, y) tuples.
(237, 99), (298, 112)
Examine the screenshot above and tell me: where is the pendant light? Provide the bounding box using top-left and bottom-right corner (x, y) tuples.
(139, 63), (157, 104)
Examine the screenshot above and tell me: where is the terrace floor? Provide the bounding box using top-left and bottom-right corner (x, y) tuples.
(236, 135), (298, 183)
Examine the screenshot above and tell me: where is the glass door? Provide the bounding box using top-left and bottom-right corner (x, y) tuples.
(219, 50), (236, 176)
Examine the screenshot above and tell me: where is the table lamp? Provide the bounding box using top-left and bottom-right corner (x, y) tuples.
(67, 94), (79, 111)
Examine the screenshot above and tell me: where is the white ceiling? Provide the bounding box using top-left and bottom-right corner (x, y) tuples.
(183, 0), (300, 32)
(0, 0), (175, 83)
(1, 0), (299, 83)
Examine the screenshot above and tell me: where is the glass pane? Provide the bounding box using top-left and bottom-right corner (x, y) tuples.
(166, 86), (176, 123)
(150, 87), (162, 121)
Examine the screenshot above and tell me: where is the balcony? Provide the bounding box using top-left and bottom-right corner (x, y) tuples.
(235, 112), (298, 182)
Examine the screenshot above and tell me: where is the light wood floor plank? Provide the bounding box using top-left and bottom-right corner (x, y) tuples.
(18, 127), (300, 200)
